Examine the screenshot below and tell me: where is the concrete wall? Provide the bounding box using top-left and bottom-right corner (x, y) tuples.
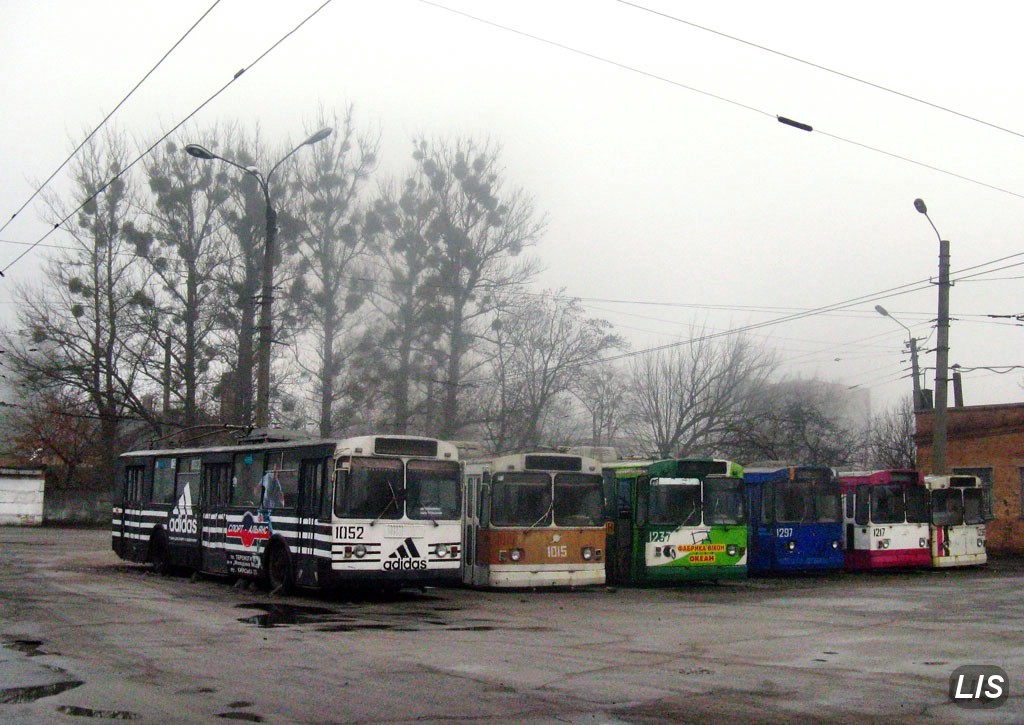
(42, 487), (111, 525)
(0, 468), (46, 525)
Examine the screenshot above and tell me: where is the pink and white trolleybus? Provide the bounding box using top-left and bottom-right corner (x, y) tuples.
(839, 469), (931, 570)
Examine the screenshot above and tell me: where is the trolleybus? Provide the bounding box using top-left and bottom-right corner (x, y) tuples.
(744, 465), (844, 573)
(112, 434), (463, 591)
(461, 451), (605, 588)
(924, 474), (987, 568)
(603, 458), (747, 585)
(839, 469), (930, 570)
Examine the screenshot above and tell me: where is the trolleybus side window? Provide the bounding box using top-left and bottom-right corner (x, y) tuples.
(232, 453), (263, 506)
(262, 450), (300, 509)
(124, 465), (146, 502)
(931, 488), (963, 526)
(203, 463), (232, 506)
(153, 458), (176, 504)
(705, 476), (745, 525)
(491, 473), (551, 527)
(176, 457), (202, 504)
(407, 459), (461, 520)
(336, 458), (404, 519)
(905, 485), (930, 523)
(648, 477), (701, 526)
(963, 488), (985, 525)
(761, 482), (775, 523)
(553, 473), (604, 527)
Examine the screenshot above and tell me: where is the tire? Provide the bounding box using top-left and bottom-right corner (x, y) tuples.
(266, 543), (293, 595)
(149, 531), (170, 576)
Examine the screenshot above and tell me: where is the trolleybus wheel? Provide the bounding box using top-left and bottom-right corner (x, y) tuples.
(149, 531), (170, 576)
(266, 543), (293, 595)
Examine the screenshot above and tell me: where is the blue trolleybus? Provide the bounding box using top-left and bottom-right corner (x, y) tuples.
(744, 465), (844, 574)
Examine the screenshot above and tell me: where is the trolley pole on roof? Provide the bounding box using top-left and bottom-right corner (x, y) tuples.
(184, 128), (332, 428)
(913, 198), (950, 475)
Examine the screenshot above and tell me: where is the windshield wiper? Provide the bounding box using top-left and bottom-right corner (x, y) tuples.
(371, 480), (402, 526)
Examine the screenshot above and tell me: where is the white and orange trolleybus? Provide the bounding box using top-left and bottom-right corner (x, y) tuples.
(112, 433), (463, 592)
(924, 474), (987, 567)
(461, 451), (606, 588)
(839, 469), (931, 570)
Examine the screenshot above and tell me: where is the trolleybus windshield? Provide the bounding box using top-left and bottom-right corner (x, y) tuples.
(406, 460), (461, 520)
(774, 479), (842, 523)
(931, 488), (964, 527)
(963, 489), (985, 525)
(870, 484), (929, 524)
(703, 477), (746, 525)
(492, 473), (552, 527)
(552, 473), (604, 527)
(648, 478), (701, 526)
(335, 457), (404, 519)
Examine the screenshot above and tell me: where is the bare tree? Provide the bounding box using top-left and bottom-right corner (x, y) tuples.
(572, 361), (628, 448)
(5, 130), (157, 487)
(405, 137), (543, 438)
(725, 380), (868, 467)
(866, 396), (916, 469)
(481, 292), (625, 450)
(624, 333), (777, 458)
(128, 136), (232, 428)
(285, 107), (379, 436)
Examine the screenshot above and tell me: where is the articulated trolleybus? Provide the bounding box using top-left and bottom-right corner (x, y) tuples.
(603, 458), (748, 585)
(839, 469), (931, 570)
(461, 451), (606, 588)
(112, 434), (463, 591)
(924, 474), (987, 567)
(744, 465), (844, 574)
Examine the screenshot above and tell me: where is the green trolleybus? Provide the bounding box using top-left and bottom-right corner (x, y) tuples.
(603, 458), (747, 584)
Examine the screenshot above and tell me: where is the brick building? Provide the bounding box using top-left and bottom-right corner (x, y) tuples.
(916, 402), (1024, 553)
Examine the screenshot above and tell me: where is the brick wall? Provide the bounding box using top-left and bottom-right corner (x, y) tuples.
(916, 403), (1024, 553)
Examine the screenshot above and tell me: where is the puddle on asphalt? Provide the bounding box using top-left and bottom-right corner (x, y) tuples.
(236, 602), (551, 633)
(0, 680), (84, 705)
(55, 705), (140, 719)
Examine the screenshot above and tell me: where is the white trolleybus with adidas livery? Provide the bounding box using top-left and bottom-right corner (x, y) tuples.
(112, 434), (463, 591)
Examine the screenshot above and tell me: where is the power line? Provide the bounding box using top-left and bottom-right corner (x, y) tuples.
(0, 0), (224, 241)
(0, 0), (336, 276)
(616, 0), (1024, 142)
(417, 0), (1024, 201)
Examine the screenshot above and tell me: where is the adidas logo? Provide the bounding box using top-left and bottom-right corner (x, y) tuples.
(384, 537), (426, 570)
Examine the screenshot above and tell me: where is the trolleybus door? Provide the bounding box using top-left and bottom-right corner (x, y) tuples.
(201, 462), (232, 575)
(296, 458), (327, 587)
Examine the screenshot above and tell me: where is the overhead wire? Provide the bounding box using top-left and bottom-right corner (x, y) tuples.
(615, 0), (1024, 142)
(417, 0), (1024, 201)
(0, 0), (225, 240)
(0, 0), (336, 276)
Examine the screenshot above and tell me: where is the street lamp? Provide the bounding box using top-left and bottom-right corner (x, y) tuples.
(874, 304), (925, 411)
(913, 197), (951, 475)
(185, 127), (332, 429)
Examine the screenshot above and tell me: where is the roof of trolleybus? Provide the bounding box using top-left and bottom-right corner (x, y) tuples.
(120, 434), (459, 460)
(838, 469), (922, 487)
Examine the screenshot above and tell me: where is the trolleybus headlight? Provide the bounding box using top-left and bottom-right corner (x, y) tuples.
(727, 544), (738, 557)
(353, 544), (367, 559)
(786, 540), (796, 552)
(831, 540), (840, 550)
(877, 540), (890, 550)
(919, 538), (928, 548)
(510, 548), (524, 562)
(581, 547), (594, 561)
(436, 544), (450, 558)
(977, 538), (984, 548)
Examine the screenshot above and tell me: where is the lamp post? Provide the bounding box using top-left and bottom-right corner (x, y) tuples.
(913, 197), (950, 475)
(185, 127), (332, 429)
(874, 304), (924, 411)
